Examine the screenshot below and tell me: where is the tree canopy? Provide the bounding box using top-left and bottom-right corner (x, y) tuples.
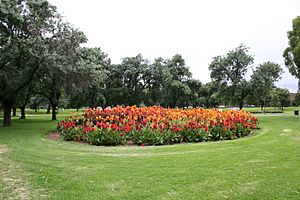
(0, 0), (59, 125)
(209, 44), (254, 109)
(283, 16), (300, 91)
(249, 62), (283, 110)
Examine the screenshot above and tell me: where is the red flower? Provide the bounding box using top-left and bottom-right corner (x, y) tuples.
(152, 123), (158, 129)
(184, 124), (190, 129)
(57, 122), (63, 128)
(83, 126), (95, 133)
(142, 119), (148, 126)
(104, 124), (109, 129)
(111, 123), (118, 130)
(204, 126), (209, 132)
(177, 127), (183, 132)
(96, 121), (102, 128)
(124, 125), (131, 133)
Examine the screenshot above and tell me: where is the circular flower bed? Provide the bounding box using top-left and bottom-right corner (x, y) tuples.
(57, 106), (258, 146)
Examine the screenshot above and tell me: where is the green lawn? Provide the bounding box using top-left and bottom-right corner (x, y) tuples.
(0, 110), (300, 199)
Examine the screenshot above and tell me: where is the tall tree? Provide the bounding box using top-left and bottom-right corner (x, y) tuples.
(119, 54), (150, 106)
(70, 47), (110, 108)
(209, 44), (254, 109)
(271, 88), (291, 109)
(294, 93), (300, 106)
(104, 64), (127, 106)
(147, 57), (166, 105)
(283, 16), (300, 91)
(186, 79), (203, 108)
(36, 21), (87, 120)
(199, 82), (222, 108)
(16, 84), (33, 119)
(163, 54), (192, 107)
(0, 0), (58, 126)
(249, 62), (282, 110)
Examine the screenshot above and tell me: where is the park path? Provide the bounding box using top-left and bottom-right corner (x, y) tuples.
(0, 145), (47, 200)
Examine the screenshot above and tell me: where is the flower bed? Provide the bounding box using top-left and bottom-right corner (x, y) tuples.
(57, 106), (258, 146)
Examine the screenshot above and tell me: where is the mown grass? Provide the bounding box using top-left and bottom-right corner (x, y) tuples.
(243, 106), (300, 112)
(0, 110), (300, 199)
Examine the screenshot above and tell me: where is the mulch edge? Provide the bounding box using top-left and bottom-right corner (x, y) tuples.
(46, 132), (62, 141)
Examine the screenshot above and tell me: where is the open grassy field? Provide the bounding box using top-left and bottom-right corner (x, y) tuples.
(0, 109), (300, 199)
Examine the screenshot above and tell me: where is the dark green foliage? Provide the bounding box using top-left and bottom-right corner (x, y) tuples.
(249, 62), (283, 110)
(200, 81), (222, 108)
(283, 16), (300, 91)
(0, 0), (58, 125)
(69, 47), (110, 109)
(89, 54), (204, 108)
(60, 124), (254, 146)
(119, 54), (150, 106)
(271, 88), (291, 109)
(35, 20), (87, 120)
(0, 0), (88, 124)
(209, 44), (254, 109)
(294, 93), (300, 106)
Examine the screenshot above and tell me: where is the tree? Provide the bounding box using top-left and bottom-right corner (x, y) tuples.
(294, 93), (300, 106)
(146, 57), (166, 105)
(187, 79), (203, 107)
(199, 82), (222, 108)
(36, 21), (87, 120)
(0, 0), (58, 126)
(163, 54), (192, 107)
(70, 47), (110, 109)
(104, 64), (127, 106)
(283, 16), (300, 91)
(249, 62), (282, 110)
(16, 84), (33, 119)
(29, 94), (48, 112)
(271, 88), (291, 109)
(209, 44), (254, 109)
(119, 54), (150, 106)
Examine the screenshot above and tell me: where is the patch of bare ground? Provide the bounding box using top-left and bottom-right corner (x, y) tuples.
(0, 144), (8, 154)
(46, 131), (61, 141)
(0, 145), (48, 200)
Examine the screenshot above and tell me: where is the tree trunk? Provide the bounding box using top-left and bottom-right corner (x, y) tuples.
(20, 106), (26, 119)
(280, 101), (284, 111)
(239, 100), (243, 110)
(260, 103), (264, 111)
(3, 104), (12, 127)
(12, 107), (17, 117)
(19, 90), (31, 119)
(46, 104), (51, 114)
(52, 104), (57, 120)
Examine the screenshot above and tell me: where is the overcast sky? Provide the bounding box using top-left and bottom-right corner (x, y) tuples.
(48, 0), (300, 92)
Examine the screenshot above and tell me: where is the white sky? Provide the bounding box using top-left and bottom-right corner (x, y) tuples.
(48, 0), (300, 92)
